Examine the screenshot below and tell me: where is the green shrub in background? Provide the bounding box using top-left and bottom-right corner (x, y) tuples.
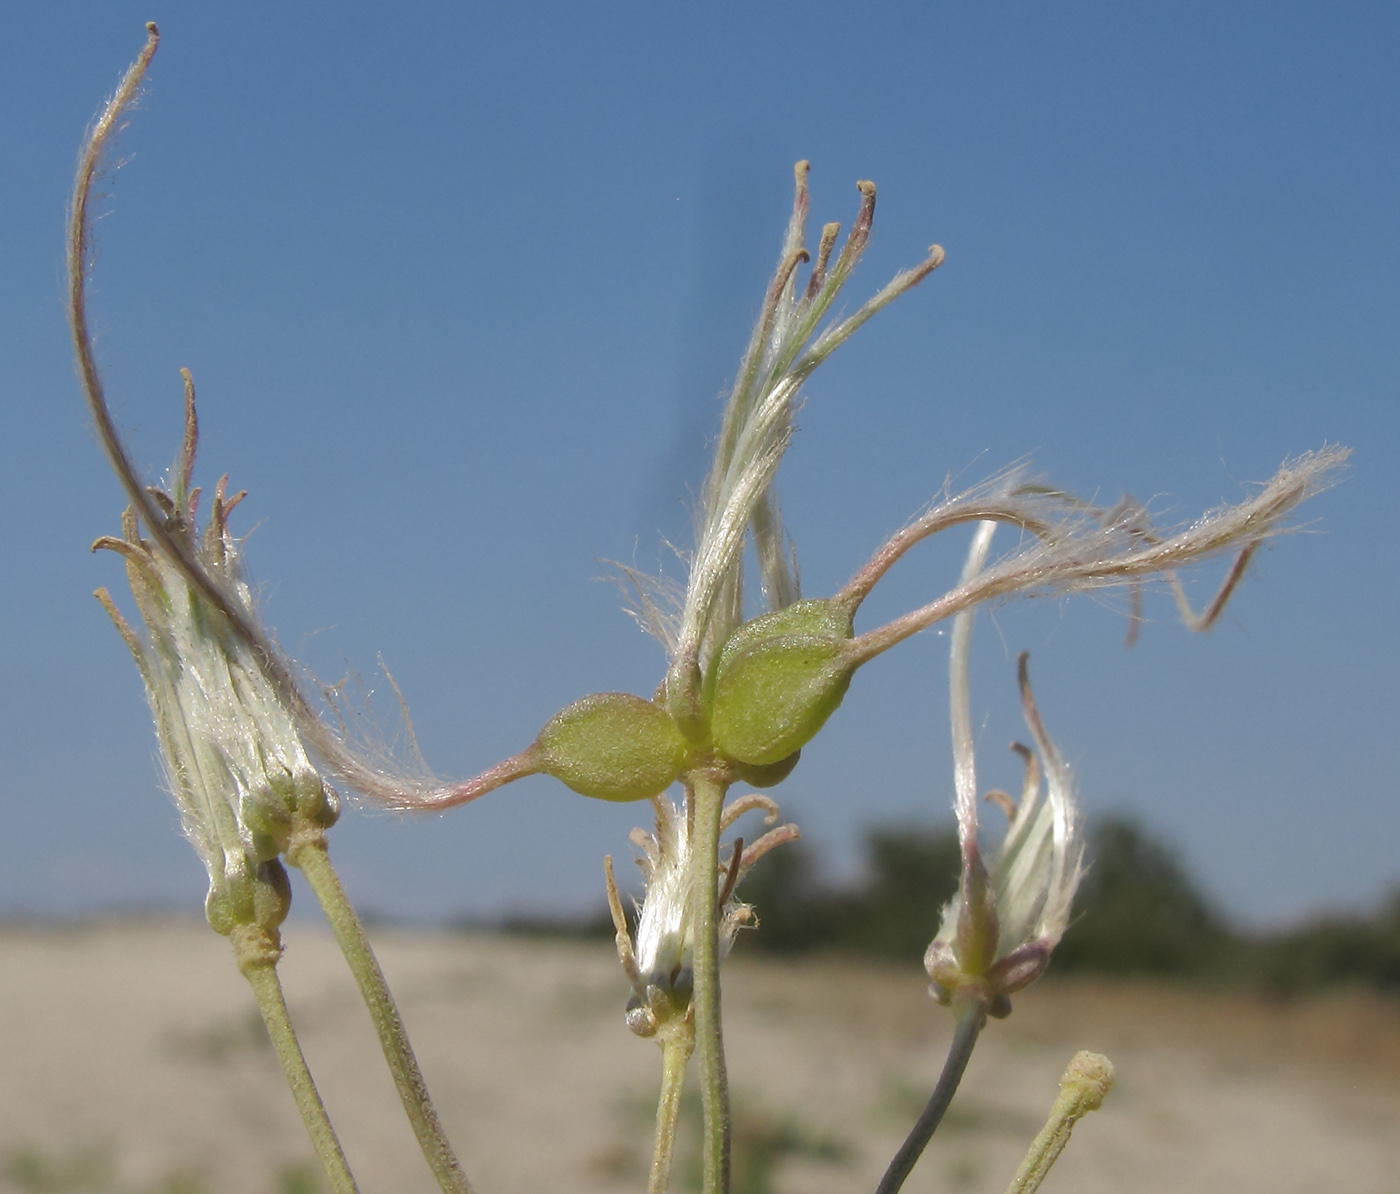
(839, 827), (964, 961)
(1049, 817), (1231, 977)
(734, 816), (1225, 977)
(729, 814), (1400, 995)
(730, 825), (962, 959)
(1252, 890), (1400, 995)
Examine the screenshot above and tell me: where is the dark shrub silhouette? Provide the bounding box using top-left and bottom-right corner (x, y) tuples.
(1052, 816), (1228, 976)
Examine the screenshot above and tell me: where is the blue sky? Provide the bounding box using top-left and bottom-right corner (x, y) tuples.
(3, 4), (1396, 928)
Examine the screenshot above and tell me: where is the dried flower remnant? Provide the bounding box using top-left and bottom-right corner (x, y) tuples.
(923, 524), (1084, 1019)
(606, 792), (797, 1038)
(87, 383), (471, 1194)
(92, 376), (338, 938)
(91, 369), (361, 1191)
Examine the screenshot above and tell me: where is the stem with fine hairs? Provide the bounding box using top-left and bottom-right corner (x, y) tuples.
(235, 943), (361, 1194)
(648, 1022), (696, 1194)
(288, 832), (475, 1194)
(690, 771), (732, 1194)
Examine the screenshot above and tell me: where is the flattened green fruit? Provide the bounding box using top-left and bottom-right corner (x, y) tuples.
(710, 635), (854, 766)
(535, 692), (688, 802)
(707, 599), (854, 700)
(708, 599), (856, 767)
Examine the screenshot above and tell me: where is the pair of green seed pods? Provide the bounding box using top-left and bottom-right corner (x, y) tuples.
(531, 598), (856, 801)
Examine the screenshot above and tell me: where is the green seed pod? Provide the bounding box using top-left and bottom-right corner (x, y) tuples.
(708, 599), (856, 767)
(535, 692), (689, 802)
(239, 782), (292, 862)
(239, 772), (340, 859)
(707, 599), (854, 699)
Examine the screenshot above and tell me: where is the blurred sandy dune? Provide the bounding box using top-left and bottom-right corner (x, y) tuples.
(1, 920), (1397, 1193)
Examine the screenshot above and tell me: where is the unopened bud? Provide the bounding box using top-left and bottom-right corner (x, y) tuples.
(206, 858), (292, 937)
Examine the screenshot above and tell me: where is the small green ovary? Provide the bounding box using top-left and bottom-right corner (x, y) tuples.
(535, 692), (688, 802)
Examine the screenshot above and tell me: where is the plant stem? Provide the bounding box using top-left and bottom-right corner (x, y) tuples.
(289, 834), (475, 1194)
(238, 956), (361, 1194)
(874, 1001), (986, 1194)
(648, 1022), (696, 1194)
(690, 770), (731, 1194)
(1003, 1051), (1114, 1194)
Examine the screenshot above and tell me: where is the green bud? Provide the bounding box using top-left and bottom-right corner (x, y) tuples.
(205, 888), (236, 937)
(536, 692), (689, 802)
(205, 858), (292, 937)
(239, 787), (290, 861)
(295, 774), (341, 830)
(660, 654), (709, 746)
(251, 859), (293, 932)
(239, 772), (339, 859)
(708, 600), (856, 767)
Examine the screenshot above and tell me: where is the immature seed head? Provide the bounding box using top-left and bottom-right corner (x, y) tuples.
(636, 164), (943, 731)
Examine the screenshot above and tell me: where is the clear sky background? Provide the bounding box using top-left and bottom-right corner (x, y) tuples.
(2, 4), (1396, 929)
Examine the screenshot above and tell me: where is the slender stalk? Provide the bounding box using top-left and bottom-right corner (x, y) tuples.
(1003, 1051), (1114, 1194)
(648, 1022), (696, 1194)
(837, 503), (1054, 612)
(690, 770), (731, 1194)
(874, 1001), (986, 1194)
(288, 834), (475, 1194)
(238, 956), (361, 1194)
(69, 25), (273, 687)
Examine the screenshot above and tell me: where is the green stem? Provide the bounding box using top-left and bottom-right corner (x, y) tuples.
(648, 1022), (696, 1194)
(874, 1001), (986, 1194)
(289, 834), (475, 1194)
(690, 771), (731, 1194)
(1002, 1051), (1114, 1194)
(237, 953), (360, 1194)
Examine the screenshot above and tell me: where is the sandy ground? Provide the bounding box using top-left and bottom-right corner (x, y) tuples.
(1, 919), (1398, 1194)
